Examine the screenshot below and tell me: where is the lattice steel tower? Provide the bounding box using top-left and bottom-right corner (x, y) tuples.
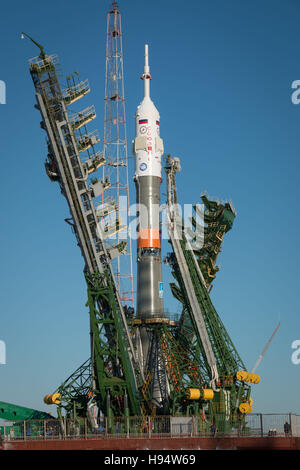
(99, 1), (134, 307)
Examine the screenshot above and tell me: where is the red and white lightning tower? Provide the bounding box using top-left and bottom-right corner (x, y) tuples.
(100, 1), (134, 307)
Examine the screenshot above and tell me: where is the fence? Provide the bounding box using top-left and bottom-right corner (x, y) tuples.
(1, 413), (298, 441)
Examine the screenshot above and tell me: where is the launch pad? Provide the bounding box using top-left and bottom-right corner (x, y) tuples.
(0, 2), (275, 449)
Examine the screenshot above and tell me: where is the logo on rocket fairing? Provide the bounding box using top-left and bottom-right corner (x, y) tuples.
(139, 163), (147, 171)
(140, 126), (147, 134)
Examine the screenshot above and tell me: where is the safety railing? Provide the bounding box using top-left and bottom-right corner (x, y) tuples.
(1, 413), (298, 441)
(29, 54), (59, 72)
(62, 79), (90, 105)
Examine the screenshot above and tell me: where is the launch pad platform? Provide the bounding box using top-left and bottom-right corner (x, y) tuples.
(2, 436), (299, 451)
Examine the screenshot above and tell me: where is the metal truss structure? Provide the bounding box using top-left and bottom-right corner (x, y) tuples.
(24, 5), (261, 431)
(100, 2), (134, 306)
(27, 40), (142, 418)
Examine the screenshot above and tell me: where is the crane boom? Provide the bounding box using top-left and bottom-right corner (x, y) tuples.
(251, 321), (280, 373)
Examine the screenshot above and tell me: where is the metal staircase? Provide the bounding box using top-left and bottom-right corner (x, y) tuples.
(28, 50), (142, 417)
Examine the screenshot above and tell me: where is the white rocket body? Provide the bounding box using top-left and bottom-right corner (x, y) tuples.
(134, 45), (164, 180)
(133, 44), (164, 321)
(133, 46), (167, 408)
(135, 101), (163, 178)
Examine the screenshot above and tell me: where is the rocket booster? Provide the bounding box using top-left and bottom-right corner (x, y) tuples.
(133, 45), (164, 320)
(133, 46), (168, 408)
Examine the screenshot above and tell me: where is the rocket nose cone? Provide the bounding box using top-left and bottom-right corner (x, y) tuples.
(138, 96), (159, 116)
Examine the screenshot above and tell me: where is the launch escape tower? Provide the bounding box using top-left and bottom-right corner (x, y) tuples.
(25, 2), (260, 432)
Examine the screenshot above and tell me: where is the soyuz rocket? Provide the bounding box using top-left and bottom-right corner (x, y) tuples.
(133, 45), (165, 392)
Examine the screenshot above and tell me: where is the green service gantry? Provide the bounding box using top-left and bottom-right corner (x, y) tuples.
(26, 36), (143, 419)
(24, 34), (260, 431)
(163, 156), (259, 431)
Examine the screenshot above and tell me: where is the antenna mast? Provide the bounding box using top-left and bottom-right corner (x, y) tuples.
(100, 1), (134, 307)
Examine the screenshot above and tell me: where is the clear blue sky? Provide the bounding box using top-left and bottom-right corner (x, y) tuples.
(0, 0), (300, 415)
